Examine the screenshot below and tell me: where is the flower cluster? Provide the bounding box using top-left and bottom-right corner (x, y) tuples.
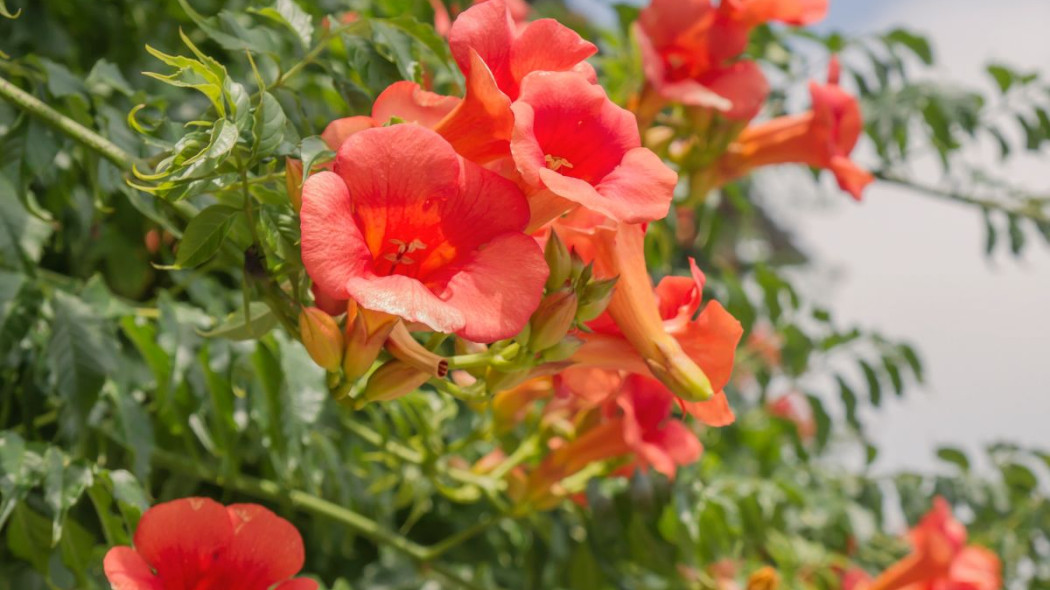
(290, 0), (871, 503)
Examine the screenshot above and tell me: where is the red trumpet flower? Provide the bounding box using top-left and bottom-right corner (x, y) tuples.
(103, 498), (316, 590)
(299, 125), (547, 342)
(717, 58), (874, 199)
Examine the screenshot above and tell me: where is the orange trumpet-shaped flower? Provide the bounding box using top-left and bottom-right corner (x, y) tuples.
(104, 498), (316, 590)
(521, 374), (703, 506)
(557, 214), (742, 409)
(863, 497), (1001, 590)
(716, 58), (874, 200)
(634, 0), (825, 122)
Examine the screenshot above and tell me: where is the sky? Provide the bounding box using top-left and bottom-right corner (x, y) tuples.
(788, 0), (1050, 473)
(570, 0), (1050, 472)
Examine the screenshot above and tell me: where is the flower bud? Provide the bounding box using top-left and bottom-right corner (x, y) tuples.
(485, 368), (532, 394)
(575, 277), (617, 322)
(539, 335), (582, 363)
(646, 340), (714, 402)
(359, 360), (430, 406)
(299, 307), (344, 372)
(343, 309), (396, 382)
(285, 158), (304, 213)
(544, 231), (572, 292)
(385, 322), (448, 377)
(529, 290), (578, 352)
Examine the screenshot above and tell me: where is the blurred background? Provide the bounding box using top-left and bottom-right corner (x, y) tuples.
(574, 0), (1050, 474)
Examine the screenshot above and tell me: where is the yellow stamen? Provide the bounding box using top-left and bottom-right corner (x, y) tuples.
(545, 154), (574, 172)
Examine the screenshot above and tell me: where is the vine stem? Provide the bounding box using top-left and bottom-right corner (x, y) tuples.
(0, 75), (136, 171)
(876, 171), (1050, 224)
(151, 449), (503, 589)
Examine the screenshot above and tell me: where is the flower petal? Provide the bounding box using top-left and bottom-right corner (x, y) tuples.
(434, 50), (514, 163)
(679, 390), (735, 426)
(103, 547), (164, 590)
(509, 18), (597, 87)
(320, 116), (378, 151)
(333, 125), (462, 256)
(435, 233), (547, 342)
(346, 270), (466, 335)
(443, 157), (530, 248)
(674, 300), (743, 393)
(449, 0), (515, 93)
(591, 147), (676, 223)
(299, 171), (374, 301)
(372, 81), (460, 128)
(217, 504), (307, 590)
(133, 497), (233, 590)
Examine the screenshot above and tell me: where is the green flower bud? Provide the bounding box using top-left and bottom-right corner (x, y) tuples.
(360, 360), (430, 406)
(299, 307), (344, 372)
(575, 276), (618, 322)
(529, 290), (578, 352)
(544, 231), (571, 292)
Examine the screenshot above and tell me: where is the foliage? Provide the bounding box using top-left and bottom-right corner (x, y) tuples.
(0, 1), (1047, 590)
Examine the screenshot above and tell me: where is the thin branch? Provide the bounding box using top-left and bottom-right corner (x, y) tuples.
(0, 75), (135, 171)
(876, 171), (1050, 224)
(151, 449), (504, 589)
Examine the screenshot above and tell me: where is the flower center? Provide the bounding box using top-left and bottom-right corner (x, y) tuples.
(382, 238), (427, 268)
(545, 154), (574, 172)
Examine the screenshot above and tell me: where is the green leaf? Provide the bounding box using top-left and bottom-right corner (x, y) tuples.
(199, 301), (277, 340)
(0, 0), (21, 18)
(987, 64), (1014, 93)
(0, 432), (45, 529)
(886, 29), (933, 65)
(85, 59), (134, 97)
(105, 470), (149, 533)
(859, 360), (882, 407)
(174, 204), (239, 269)
(1001, 463), (1038, 495)
(0, 174), (53, 270)
(936, 447), (970, 471)
(299, 136), (333, 179)
(836, 376), (861, 431)
(253, 92), (287, 158)
(48, 291), (119, 430)
(249, 0), (314, 48)
(42, 449), (92, 545)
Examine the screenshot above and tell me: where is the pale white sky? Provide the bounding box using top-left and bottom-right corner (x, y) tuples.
(765, 0), (1050, 472)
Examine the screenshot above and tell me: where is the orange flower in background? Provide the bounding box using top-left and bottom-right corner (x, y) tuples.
(716, 57), (874, 199)
(522, 374), (704, 505)
(449, 0), (596, 100)
(635, 0), (825, 122)
(104, 498), (316, 590)
(767, 392), (815, 440)
(863, 497), (1001, 590)
(636, 0), (770, 121)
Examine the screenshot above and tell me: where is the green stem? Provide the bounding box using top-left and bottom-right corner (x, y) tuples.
(152, 450), (424, 555)
(0, 75), (135, 171)
(877, 171), (1050, 224)
(151, 449), (503, 589)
